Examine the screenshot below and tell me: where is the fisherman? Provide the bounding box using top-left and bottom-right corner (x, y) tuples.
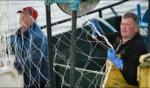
(10, 6), (50, 88)
(91, 12), (147, 86)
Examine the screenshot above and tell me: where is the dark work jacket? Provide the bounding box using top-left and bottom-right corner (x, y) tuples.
(107, 32), (147, 86)
(10, 23), (50, 87)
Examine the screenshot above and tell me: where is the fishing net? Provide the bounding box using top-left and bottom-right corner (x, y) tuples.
(0, 1), (24, 87)
(51, 11), (117, 87)
(0, 0), (116, 88)
(0, 1), (49, 87)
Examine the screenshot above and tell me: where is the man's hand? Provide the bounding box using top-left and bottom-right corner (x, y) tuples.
(89, 19), (104, 39)
(107, 48), (123, 69)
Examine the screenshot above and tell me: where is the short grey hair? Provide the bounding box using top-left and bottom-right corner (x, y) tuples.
(123, 12), (139, 26)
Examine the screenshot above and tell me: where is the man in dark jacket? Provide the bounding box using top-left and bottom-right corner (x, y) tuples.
(91, 12), (147, 86)
(106, 12), (147, 86)
(10, 6), (50, 88)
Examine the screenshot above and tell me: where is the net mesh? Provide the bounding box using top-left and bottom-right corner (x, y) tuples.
(52, 25), (108, 87)
(0, 1), (113, 88)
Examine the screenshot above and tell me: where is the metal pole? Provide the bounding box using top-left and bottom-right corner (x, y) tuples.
(148, 0), (150, 52)
(45, 5), (54, 88)
(70, 10), (77, 88)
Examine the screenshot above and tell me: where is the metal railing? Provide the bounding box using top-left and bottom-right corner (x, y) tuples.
(41, 0), (129, 29)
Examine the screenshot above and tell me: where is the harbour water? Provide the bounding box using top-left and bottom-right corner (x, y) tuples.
(0, 0), (148, 35)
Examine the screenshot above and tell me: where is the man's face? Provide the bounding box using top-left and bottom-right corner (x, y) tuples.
(120, 18), (138, 39)
(19, 12), (31, 30)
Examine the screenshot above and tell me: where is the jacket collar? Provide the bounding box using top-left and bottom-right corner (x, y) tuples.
(124, 32), (141, 44)
(16, 23), (36, 39)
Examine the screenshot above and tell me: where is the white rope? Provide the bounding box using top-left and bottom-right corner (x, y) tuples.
(81, 17), (117, 88)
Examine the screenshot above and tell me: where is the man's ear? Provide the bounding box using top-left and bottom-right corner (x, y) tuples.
(135, 26), (139, 32)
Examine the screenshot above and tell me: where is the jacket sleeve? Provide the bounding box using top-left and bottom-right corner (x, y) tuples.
(121, 42), (147, 85)
(10, 34), (16, 54)
(14, 36), (48, 72)
(106, 32), (121, 45)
